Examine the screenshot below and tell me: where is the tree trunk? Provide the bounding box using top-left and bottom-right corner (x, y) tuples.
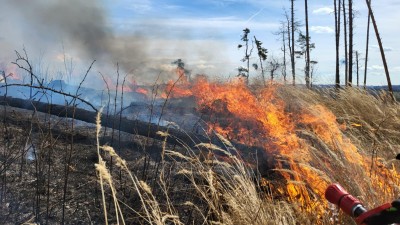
(305, 0), (311, 88)
(245, 38), (250, 84)
(260, 56), (266, 86)
(286, 12), (292, 85)
(334, 0), (341, 88)
(356, 51), (360, 87)
(348, 0), (353, 85)
(365, 0), (394, 99)
(291, 0), (296, 86)
(270, 70), (274, 81)
(282, 23), (287, 83)
(343, 0), (348, 86)
(364, 0), (371, 89)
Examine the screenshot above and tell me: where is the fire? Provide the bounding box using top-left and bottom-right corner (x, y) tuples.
(161, 76), (400, 219)
(300, 104), (363, 164)
(121, 85), (133, 92)
(188, 78), (324, 209)
(136, 87), (148, 95)
(2, 64), (22, 81)
(191, 78), (301, 153)
(162, 80), (192, 99)
(161, 67), (192, 99)
(100, 75), (150, 96)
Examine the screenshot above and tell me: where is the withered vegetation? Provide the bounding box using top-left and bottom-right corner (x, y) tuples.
(0, 61), (400, 225)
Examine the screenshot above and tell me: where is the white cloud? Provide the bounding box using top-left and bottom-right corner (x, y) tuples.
(116, 17), (280, 31)
(159, 63), (176, 72)
(204, 0), (285, 8)
(368, 65), (384, 70)
(205, 0), (239, 6)
(125, 0), (152, 12)
(171, 17), (278, 30)
(196, 64), (216, 70)
(313, 7), (334, 15)
(384, 47), (393, 52)
(371, 45), (393, 52)
(310, 26), (334, 34)
(162, 4), (183, 10)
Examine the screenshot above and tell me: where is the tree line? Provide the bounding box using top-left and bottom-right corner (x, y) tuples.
(237, 0), (393, 97)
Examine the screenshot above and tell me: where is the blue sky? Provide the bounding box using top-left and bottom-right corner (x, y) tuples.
(102, 0), (400, 85)
(1, 0), (399, 86)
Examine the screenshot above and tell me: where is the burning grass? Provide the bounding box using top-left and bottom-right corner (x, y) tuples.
(96, 116), (299, 225)
(93, 80), (400, 224)
(1, 77), (400, 224)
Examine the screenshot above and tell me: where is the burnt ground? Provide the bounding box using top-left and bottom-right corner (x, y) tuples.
(0, 93), (286, 225)
(0, 105), (211, 224)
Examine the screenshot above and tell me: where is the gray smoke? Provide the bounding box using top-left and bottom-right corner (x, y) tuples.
(2, 0), (148, 77)
(0, 0), (229, 84)
(34, 0), (113, 58)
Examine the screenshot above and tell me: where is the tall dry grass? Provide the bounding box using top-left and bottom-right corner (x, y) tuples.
(95, 85), (400, 225)
(279, 86), (400, 163)
(278, 86), (400, 207)
(95, 116), (298, 224)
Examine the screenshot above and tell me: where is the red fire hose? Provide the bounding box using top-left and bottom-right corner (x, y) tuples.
(325, 183), (400, 225)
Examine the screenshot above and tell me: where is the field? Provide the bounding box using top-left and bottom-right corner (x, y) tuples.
(0, 78), (400, 225)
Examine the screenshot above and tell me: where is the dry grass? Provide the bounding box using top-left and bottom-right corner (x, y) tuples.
(282, 86), (400, 165)
(95, 111), (299, 225)
(94, 85), (400, 225)
(278, 86), (400, 206)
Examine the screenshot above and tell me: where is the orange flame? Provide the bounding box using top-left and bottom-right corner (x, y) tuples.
(161, 68), (192, 99)
(161, 76), (400, 219)
(3, 64), (22, 81)
(136, 87), (148, 95)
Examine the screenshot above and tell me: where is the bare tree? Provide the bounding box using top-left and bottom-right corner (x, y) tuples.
(356, 51), (360, 86)
(348, 0), (354, 85)
(342, 0), (348, 85)
(268, 57), (281, 82)
(364, 0), (371, 88)
(285, 11), (292, 84)
(297, 31), (315, 85)
(365, 0), (393, 98)
(304, 0), (311, 88)
(12, 48), (43, 99)
(254, 36), (268, 86)
(238, 28), (252, 84)
(283, 7), (300, 86)
(334, 0), (342, 88)
(290, 0), (296, 85)
(276, 21), (288, 83)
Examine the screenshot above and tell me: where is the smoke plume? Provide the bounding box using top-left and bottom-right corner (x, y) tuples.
(0, 0), (229, 84)
(1, 0), (150, 79)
